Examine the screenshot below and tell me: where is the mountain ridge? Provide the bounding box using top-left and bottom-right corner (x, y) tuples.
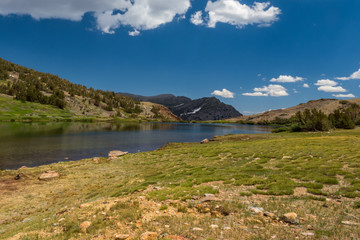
(120, 93), (242, 121)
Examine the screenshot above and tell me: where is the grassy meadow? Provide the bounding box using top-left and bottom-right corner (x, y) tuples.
(1, 129), (360, 239)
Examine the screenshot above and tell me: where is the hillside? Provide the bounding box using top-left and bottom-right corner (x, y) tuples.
(229, 98), (360, 123)
(0, 58), (178, 121)
(121, 93), (242, 121)
(1, 130), (360, 239)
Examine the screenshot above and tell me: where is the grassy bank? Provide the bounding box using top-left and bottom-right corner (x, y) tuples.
(1, 130), (360, 239)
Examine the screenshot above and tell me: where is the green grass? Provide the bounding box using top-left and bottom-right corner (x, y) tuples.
(0, 94), (74, 121)
(1, 129), (360, 239)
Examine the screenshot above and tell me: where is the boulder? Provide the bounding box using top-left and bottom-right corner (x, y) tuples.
(200, 138), (209, 144)
(281, 212), (298, 224)
(39, 171), (60, 180)
(108, 150), (128, 159)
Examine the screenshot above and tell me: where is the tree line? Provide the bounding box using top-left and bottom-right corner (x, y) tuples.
(0, 58), (141, 113)
(269, 102), (360, 132)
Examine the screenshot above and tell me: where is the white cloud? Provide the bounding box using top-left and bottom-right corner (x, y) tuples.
(242, 84), (288, 97)
(332, 93), (355, 98)
(335, 68), (360, 80)
(270, 75), (304, 83)
(303, 83), (309, 88)
(314, 79), (347, 92)
(190, 11), (203, 25)
(197, 0), (280, 28)
(0, 0), (191, 34)
(318, 86), (346, 92)
(211, 88), (235, 98)
(128, 29), (140, 36)
(314, 79), (338, 86)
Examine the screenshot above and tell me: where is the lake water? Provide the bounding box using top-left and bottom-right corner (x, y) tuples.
(0, 122), (272, 169)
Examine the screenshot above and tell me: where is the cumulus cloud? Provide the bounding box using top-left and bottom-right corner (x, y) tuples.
(270, 75), (304, 83)
(314, 79), (338, 87)
(303, 83), (309, 88)
(211, 89), (235, 98)
(190, 11), (203, 25)
(0, 0), (191, 35)
(332, 94), (355, 98)
(335, 68), (360, 80)
(242, 84), (288, 97)
(192, 0), (280, 28)
(314, 79), (346, 93)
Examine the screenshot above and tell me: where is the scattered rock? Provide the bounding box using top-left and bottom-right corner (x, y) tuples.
(301, 232), (315, 236)
(200, 138), (209, 144)
(114, 234), (130, 240)
(108, 150), (128, 159)
(249, 207), (264, 214)
(38, 171), (60, 180)
(192, 227), (204, 231)
(282, 156), (292, 159)
(281, 212), (298, 224)
(64, 157), (70, 160)
(80, 221), (92, 233)
(140, 232), (158, 240)
(164, 236), (190, 240)
(224, 226), (232, 230)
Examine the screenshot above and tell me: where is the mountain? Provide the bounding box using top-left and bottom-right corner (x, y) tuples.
(0, 58), (179, 121)
(120, 93), (242, 121)
(228, 98), (360, 123)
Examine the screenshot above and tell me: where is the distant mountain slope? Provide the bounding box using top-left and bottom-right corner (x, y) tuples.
(120, 93), (242, 121)
(0, 58), (178, 121)
(228, 98), (360, 123)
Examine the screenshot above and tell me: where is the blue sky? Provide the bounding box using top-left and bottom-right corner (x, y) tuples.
(1, 0), (360, 114)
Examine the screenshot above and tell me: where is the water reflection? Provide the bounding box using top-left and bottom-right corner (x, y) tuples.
(0, 122), (272, 169)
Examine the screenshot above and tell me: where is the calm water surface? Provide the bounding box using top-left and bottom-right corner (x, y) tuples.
(0, 122), (272, 169)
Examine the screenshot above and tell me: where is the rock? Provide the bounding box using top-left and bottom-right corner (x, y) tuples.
(200, 193), (220, 202)
(200, 138), (209, 144)
(19, 166), (28, 169)
(210, 224), (218, 229)
(108, 150), (128, 159)
(224, 226), (232, 230)
(192, 227), (204, 231)
(341, 221), (359, 226)
(281, 212), (298, 224)
(64, 157), (70, 160)
(249, 207), (264, 214)
(164, 236), (190, 240)
(14, 173), (22, 180)
(301, 232), (314, 236)
(282, 156), (292, 159)
(114, 234), (130, 240)
(264, 212), (275, 219)
(80, 203), (92, 208)
(38, 171), (60, 180)
(80, 221), (92, 233)
(140, 232), (158, 240)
